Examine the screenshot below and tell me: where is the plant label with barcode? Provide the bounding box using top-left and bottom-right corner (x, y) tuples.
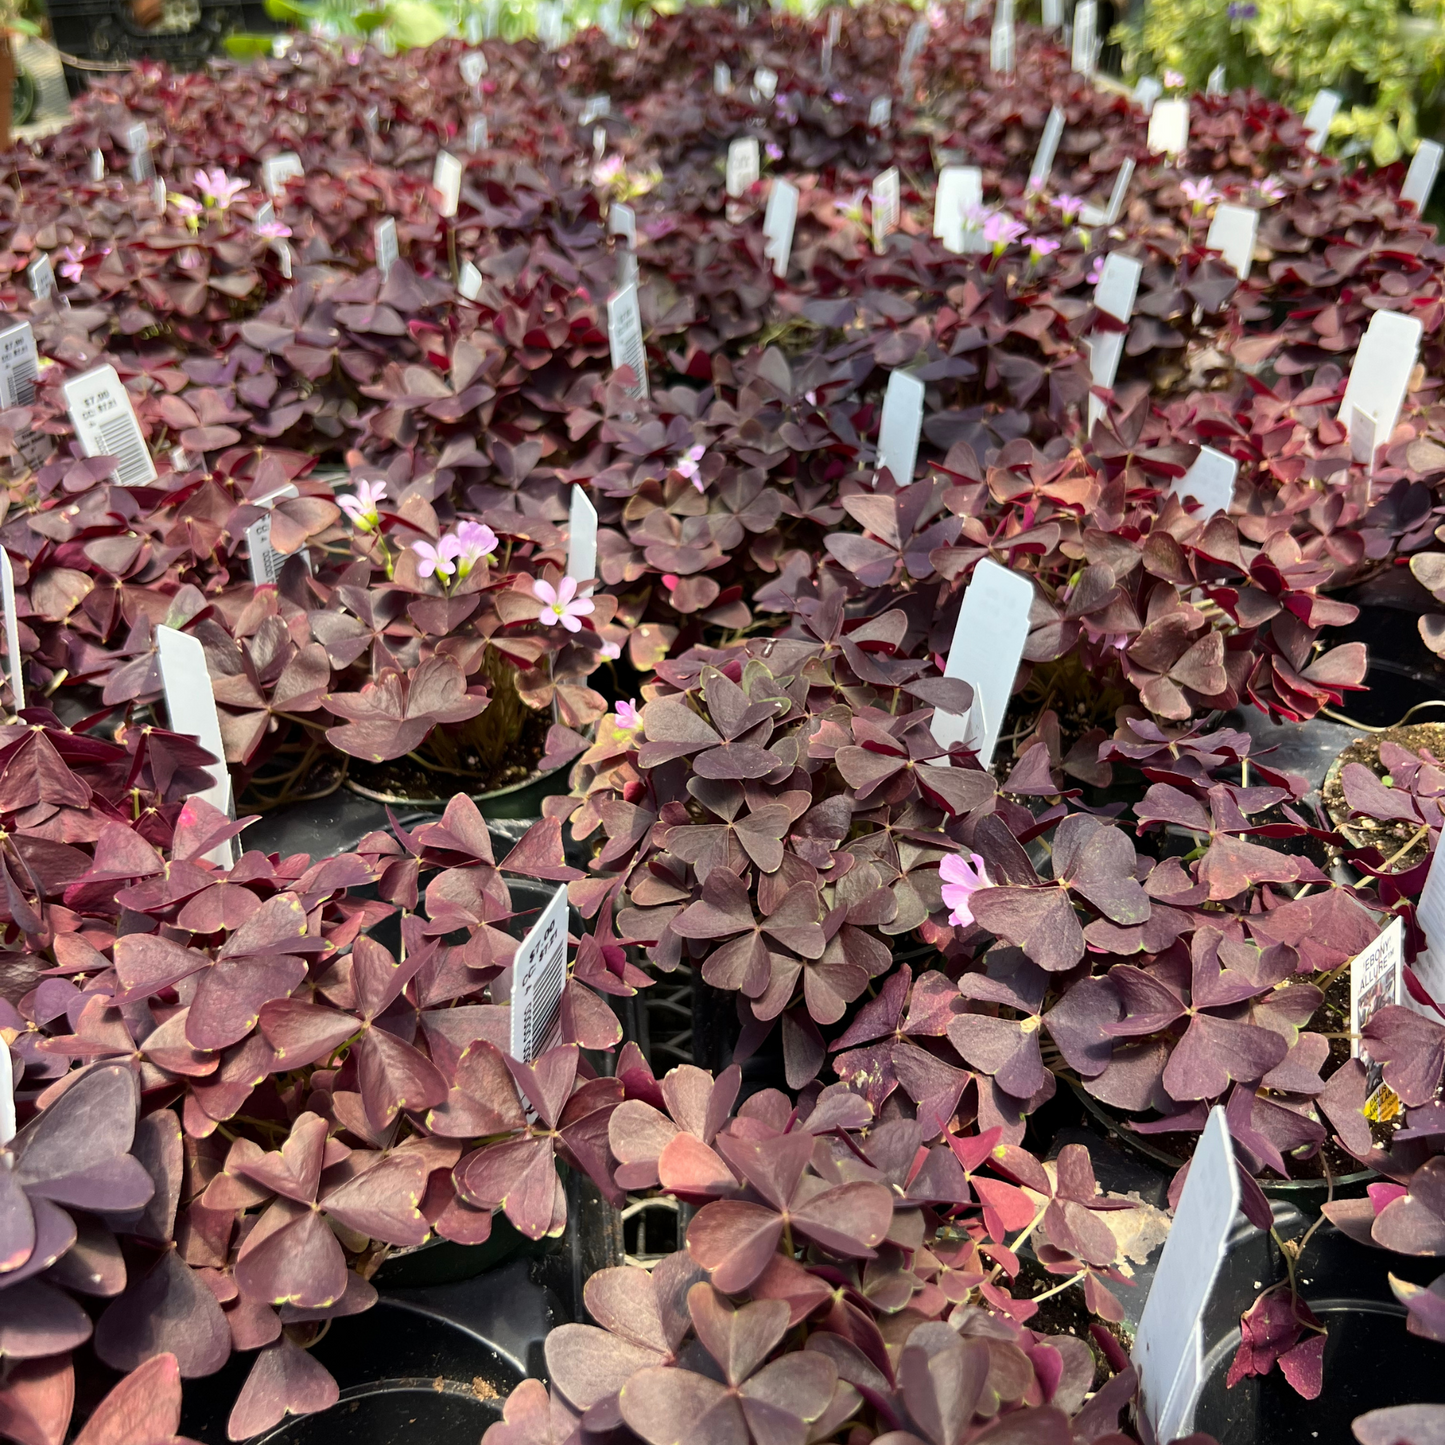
(509, 883), (569, 1063)
(374, 217), (398, 279)
(763, 178), (799, 278)
(715, 62), (731, 93)
(63, 365), (157, 488)
(261, 152), (304, 197)
(1171, 445), (1237, 518)
(468, 115), (488, 152)
(936, 166), (984, 253)
(129, 149), (155, 184)
(610, 201), (636, 248)
(876, 369), (924, 487)
(1205, 203), (1257, 279)
(871, 167), (900, 252)
(608, 283), (648, 400)
(753, 66), (778, 100)
(1403, 139), (1443, 211)
(1133, 1106), (1239, 1444)
(1148, 98), (1189, 155)
(433, 151), (463, 218)
(157, 626), (234, 867)
(0, 321), (51, 471)
(246, 483), (304, 586)
(932, 558), (1032, 767)
(568, 484), (599, 593)
(1080, 158), (1135, 227)
(460, 50), (486, 88)
(0, 549), (22, 715)
(458, 261), (483, 301)
(1303, 89), (1339, 152)
(1071, 0), (1096, 73)
(1339, 309), (1422, 463)
(1026, 106), (1065, 193)
(727, 137), (760, 198)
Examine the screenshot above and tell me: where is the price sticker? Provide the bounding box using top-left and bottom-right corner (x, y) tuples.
(727, 136), (760, 198)
(261, 151), (304, 197)
(608, 282), (649, 400)
(62, 364), (157, 488)
(509, 884), (569, 1063)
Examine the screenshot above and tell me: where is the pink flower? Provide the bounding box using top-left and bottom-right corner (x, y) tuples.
(535, 575), (595, 632)
(193, 168), (248, 208)
(1025, 235), (1061, 261)
(593, 155), (624, 187)
(661, 573), (679, 591)
(453, 520), (498, 573)
(1086, 255), (1105, 284)
(939, 852), (990, 928)
(1163, 69), (1186, 89)
(57, 244), (86, 282)
(1052, 193), (1085, 220)
(983, 211), (1027, 249)
(414, 535), (462, 579)
(254, 219), (292, 240)
(339, 479), (386, 531)
(615, 698), (641, 729)
(1180, 177), (1222, 209)
(1256, 176), (1287, 203)
(765, 141), (784, 162)
(170, 193), (202, 220)
(675, 443), (707, 491)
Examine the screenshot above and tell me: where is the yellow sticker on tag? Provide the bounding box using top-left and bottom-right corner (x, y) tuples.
(1364, 1083), (1402, 1123)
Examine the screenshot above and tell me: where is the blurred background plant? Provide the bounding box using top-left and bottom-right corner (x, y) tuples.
(1114, 0), (1445, 163)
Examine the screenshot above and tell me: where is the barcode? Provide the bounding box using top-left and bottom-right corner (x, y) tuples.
(94, 413), (151, 486)
(8, 357), (36, 409)
(522, 938), (566, 1060)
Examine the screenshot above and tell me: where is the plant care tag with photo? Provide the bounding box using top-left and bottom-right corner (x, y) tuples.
(1026, 105), (1065, 193)
(727, 136), (760, 198)
(1205, 202), (1258, 279)
(871, 166), (900, 252)
(374, 217), (398, 279)
(931, 557), (1032, 767)
(63, 365), (157, 488)
(1303, 89), (1339, 152)
(608, 282), (648, 400)
(936, 166), (985, 253)
(1339, 309), (1422, 463)
(869, 95), (892, 128)
(0, 549), (23, 715)
(261, 151), (303, 197)
(1148, 98), (1190, 156)
(1403, 139), (1443, 210)
(1071, 0), (1096, 73)
(567, 484), (599, 593)
(1352, 915), (1405, 1116)
(157, 625), (235, 868)
(433, 151), (463, 218)
(509, 883), (569, 1063)
(0, 321), (52, 471)
(1133, 1106), (1240, 1445)
(1171, 445), (1237, 518)
(876, 368), (924, 487)
(763, 178), (799, 278)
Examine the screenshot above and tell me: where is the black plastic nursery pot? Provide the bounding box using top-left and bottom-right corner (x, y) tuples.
(344, 748), (578, 822)
(1189, 1204), (1445, 1445)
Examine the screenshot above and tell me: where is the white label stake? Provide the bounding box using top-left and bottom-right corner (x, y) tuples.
(0, 1036), (13, 1148)
(932, 558), (1033, 767)
(1171, 446), (1238, 518)
(1410, 844), (1445, 1015)
(1086, 253), (1142, 430)
(1403, 140), (1443, 211)
(0, 320), (50, 469)
(1339, 309), (1423, 464)
(567, 485), (599, 594)
(468, 115), (489, 152)
(156, 626), (234, 868)
(607, 283), (648, 400)
(1135, 76), (1163, 115)
(1303, 89), (1340, 152)
(433, 152), (463, 218)
(1071, 0), (1096, 74)
(1080, 158), (1135, 227)
(936, 166), (984, 253)
(1132, 1107), (1240, 1444)
(1148, 98), (1190, 156)
(0, 550), (23, 715)
(62, 365), (157, 487)
(374, 217), (398, 279)
(1027, 106), (1065, 194)
(727, 137), (760, 198)
(990, 18), (1015, 75)
(246, 484), (304, 586)
(26, 254), (54, 303)
(1205, 202), (1258, 279)
(509, 883), (569, 1063)
(763, 178), (799, 277)
(871, 167), (900, 252)
(876, 369), (925, 487)
(261, 152), (304, 198)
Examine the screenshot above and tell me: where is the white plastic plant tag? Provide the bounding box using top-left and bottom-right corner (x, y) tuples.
(63, 365), (157, 487)
(364, 104), (379, 134)
(123, 120), (147, 153)
(937, 167), (985, 254)
(870, 96), (892, 128)
(897, 16), (926, 85)
(151, 177), (167, 212)
(261, 151), (303, 197)
(27, 254), (54, 302)
(433, 151), (463, 219)
(1403, 139), (1443, 211)
(1041, 0), (1060, 26)
(715, 62), (731, 93)
(509, 882), (569, 1063)
(876, 369), (924, 487)
(129, 148), (155, 184)
(1351, 408), (1378, 470)
(727, 137), (761, 198)
(610, 201), (636, 247)
(0, 320), (50, 471)
(754, 66), (778, 100)
(827, 9), (841, 44)
(1071, 0), (1096, 74)
(1171, 445), (1237, 518)
(468, 114), (488, 151)
(931, 558), (1032, 767)
(1352, 915), (1404, 1064)
(246, 482), (303, 587)
(0, 549), (23, 715)
(276, 244), (293, 281)
(1133, 1106), (1240, 1445)
(464, 8), (483, 41)
(460, 50), (486, 87)
(1339, 309), (1423, 462)
(1303, 89), (1339, 152)
(1412, 844), (1445, 1013)
(593, 126), (607, 162)
(1079, 157), (1136, 227)
(157, 626), (234, 868)
(568, 484), (599, 592)
(1148, 98), (1190, 156)
(374, 217), (398, 278)
(89, 149), (105, 182)
(1026, 106), (1065, 193)
(608, 282), (649, 400)
(1135, 75), (1163, 114)
(763, 178), (799, 278)
(580, 94), (611, 126)
(1205, 202), (1258, 279)
(990, 20), (1015, 75)
(458, 261), (483, 301)
(1207, 64), (1226, 95)
(0, 1035), (13, 1148)
(1086, 331), (1125, 433)
(871, 166), (900, 252)
(1093, 250), (1141, 323)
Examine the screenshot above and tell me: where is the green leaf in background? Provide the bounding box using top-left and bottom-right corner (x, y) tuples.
(387, 0), (449, 45)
